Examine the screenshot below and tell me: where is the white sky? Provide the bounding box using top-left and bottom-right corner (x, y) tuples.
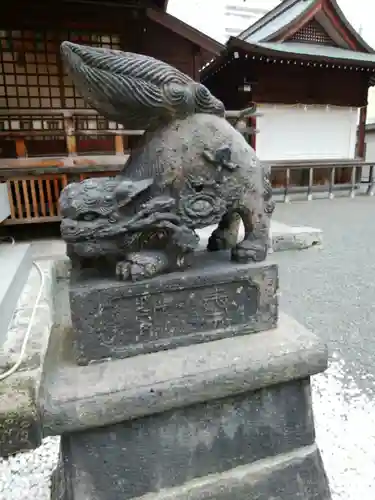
(338, 0), (375, 48)
(167, 0), (375, 121)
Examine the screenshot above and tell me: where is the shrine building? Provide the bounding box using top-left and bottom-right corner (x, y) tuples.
(201, 0), (375, 187)
(0, 0), (223, 226)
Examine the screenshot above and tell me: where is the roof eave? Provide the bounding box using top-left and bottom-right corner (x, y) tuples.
(237, 0), (299, 41)
(227, 38), (375, 69)
(262, 1), (317, 42)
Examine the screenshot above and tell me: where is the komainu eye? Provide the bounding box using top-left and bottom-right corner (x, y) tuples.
(81, 212), (99, 221)
(108, 213), (118, 223)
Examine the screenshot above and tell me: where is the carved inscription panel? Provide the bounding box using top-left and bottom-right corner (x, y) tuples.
(109, 281), (259, 345)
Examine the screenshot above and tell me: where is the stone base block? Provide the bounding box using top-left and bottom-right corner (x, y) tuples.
(69, 254), (278, 365)
(51, 378), (330, 500)
(42, 310), (330, 499)
(52, 445), (329, 500)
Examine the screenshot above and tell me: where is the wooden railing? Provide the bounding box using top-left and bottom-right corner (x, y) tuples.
(0, 164), (122, 225)
(1, 159), (375, 226)
(0, 108), (254, 162)
(1, 108), (374, 225)
(268, 159), (375, 202)
(0, 107), (261, 226)
(6, 174), (68, 224)
(0, 108), (144, 161)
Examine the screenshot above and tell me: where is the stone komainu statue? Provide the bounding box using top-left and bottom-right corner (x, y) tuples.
(59, 41), (274, 281)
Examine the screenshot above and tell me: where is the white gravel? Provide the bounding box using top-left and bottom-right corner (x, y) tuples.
(312, 352), (375, 500)
(0, 436), (60, 500)
(1, 353), (374, 499)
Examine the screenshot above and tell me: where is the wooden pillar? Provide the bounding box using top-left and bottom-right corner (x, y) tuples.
(115, 135), (124, 155)
(249, 103), (257, 151)
(64, 115), (77, 156)
(192, 46), (201, 82)
(357, 105), (367, 159)
(15, 138), (27, 158)
(355, 105), (368, 184)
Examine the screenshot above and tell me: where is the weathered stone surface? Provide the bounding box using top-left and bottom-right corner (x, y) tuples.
(0, 377), (42, 458)
(0, 260), (54, 372)
(40, 312), (326, 436)
(53, 378), (315, 499)
(0, 259), (56, 458)
(52, 445), (330, 499)
(69, 254), (278, 365)
(137, 445), (330, 500)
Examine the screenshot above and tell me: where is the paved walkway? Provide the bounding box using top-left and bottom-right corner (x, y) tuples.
(272, 197), (375, 499)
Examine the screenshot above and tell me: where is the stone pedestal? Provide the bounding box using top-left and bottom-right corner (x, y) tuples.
(36, 258), (331, 500)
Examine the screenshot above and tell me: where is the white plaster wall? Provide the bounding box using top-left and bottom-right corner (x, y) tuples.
(256, 104), (358, 161)
(367, 88), (375, 124)
(365, 130), (375, 162)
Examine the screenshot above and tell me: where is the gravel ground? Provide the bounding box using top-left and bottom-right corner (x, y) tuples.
(1, 196), (375, 499)
(274, 197), (375, 499)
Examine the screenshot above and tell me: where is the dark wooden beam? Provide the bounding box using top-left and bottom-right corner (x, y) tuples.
(322, 1), (357, 50)
(227, 38), (375, 69)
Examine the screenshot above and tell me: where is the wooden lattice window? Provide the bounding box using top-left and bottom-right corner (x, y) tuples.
(0, 113), (64, 133)
(74, 113), (121, 154)
(0, 30), (61, 109)
(61, 31), (121, 109)
(0, 112), (66, 157)
(74, 114), (121, 132)
(0, 29), (121, 110)
(289, 20), (337, 46)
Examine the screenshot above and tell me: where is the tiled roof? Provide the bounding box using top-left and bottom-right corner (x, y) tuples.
(238, 0), (315, 43)
(243, 41), (375, 65)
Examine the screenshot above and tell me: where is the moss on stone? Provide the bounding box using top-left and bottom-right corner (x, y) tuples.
(0, 377), (41, 457)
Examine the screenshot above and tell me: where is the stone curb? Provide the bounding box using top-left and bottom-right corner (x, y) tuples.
(0, 260), (55, 458)
(0, 243), (32, 344)
(0, 260), (55, 372)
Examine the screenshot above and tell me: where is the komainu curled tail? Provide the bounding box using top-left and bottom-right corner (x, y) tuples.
(61, 41), (225, 131)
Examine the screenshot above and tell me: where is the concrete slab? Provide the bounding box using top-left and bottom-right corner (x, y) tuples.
(0, 243), (32, 344)
(31, 239), (66, 261)
(197, 220), (323, 253)
(270, 221), (323, 252)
